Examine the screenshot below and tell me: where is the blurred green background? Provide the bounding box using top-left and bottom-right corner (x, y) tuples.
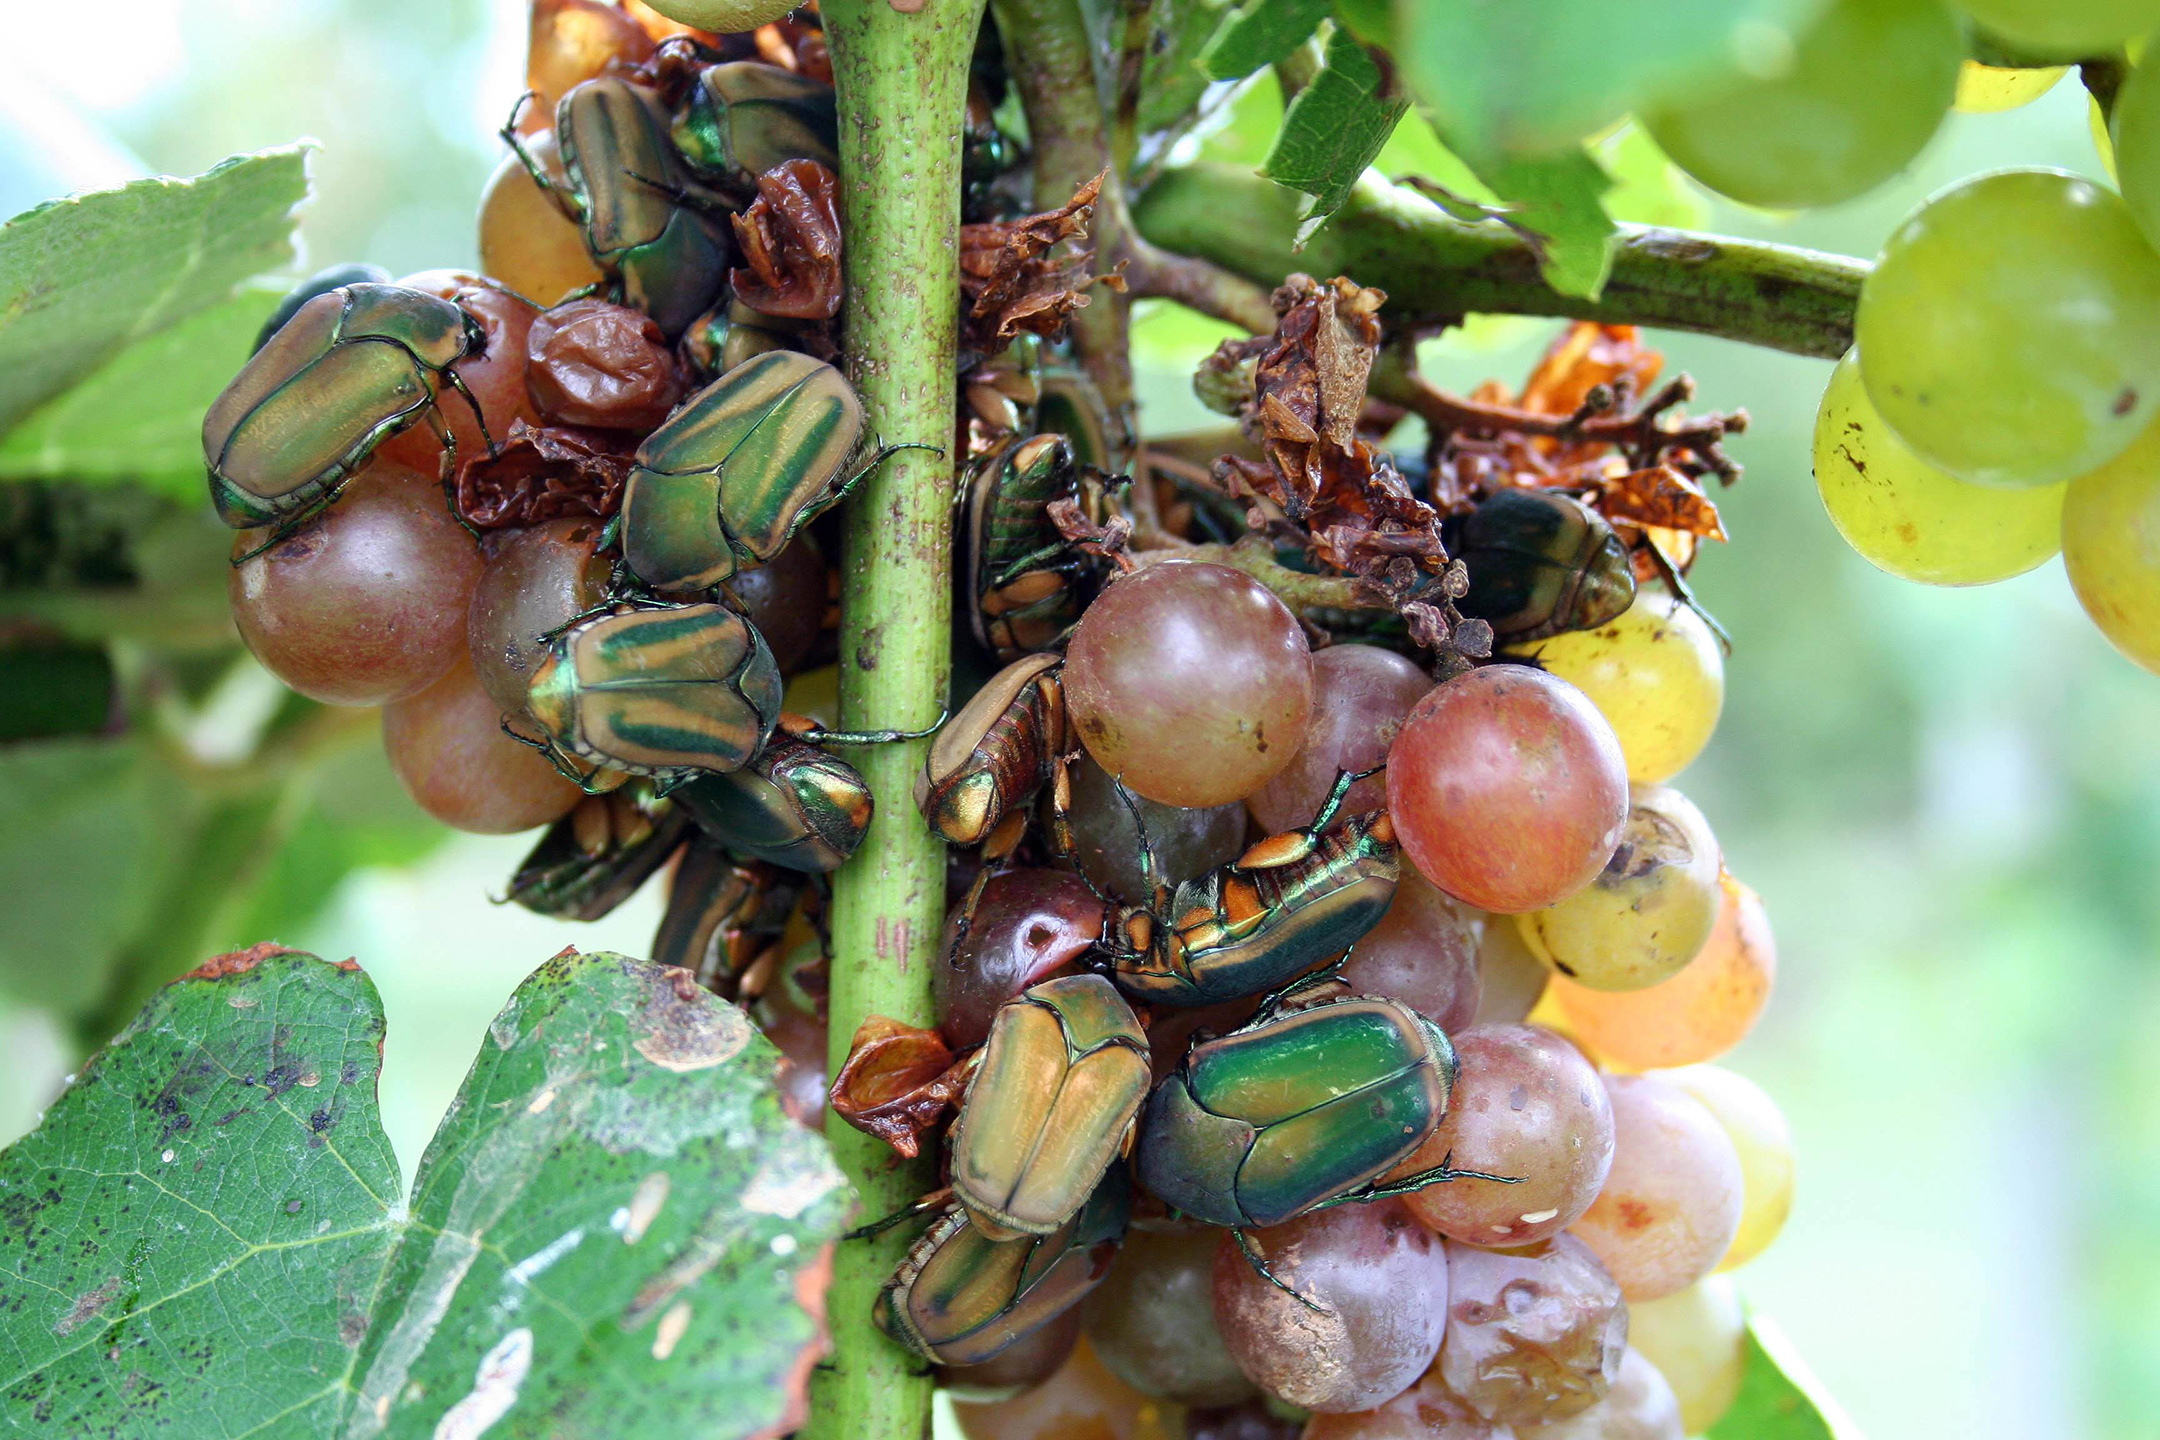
(1, 4), (2153, 1437)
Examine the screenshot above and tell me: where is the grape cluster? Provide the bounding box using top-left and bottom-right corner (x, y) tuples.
(204, 4), (1804, 1435)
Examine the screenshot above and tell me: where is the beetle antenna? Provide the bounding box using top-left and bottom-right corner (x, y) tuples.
(1643, 541), (1732, 654)
(499, 95), (584, 224)
(1323, 1150), (1525, 1211)
(1231, 1228), (1330, 1314)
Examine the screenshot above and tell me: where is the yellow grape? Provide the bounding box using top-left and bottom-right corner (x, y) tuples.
(1516, 587), (1724, 784)
(1952, 0), (2160, 53)
(1813, 352), (2065, 585)
(1518, 785), (1721, 992)
(2063, 413), (2160, 674)
(1473, 908), (1551, 1025)
(1657, 1065), (1796, 1272)
(1624, 1275), (1746, 1435)
(1953, 61), (2065, 113)
(477, 131), (605, 306)
(1544, 870), (1776, 1071)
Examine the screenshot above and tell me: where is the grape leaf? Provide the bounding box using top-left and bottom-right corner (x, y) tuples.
(1707, 1313), (1866, 1439)
(1199, 0), (1332, 80)
(1457, 144), (1618, 301)
(0, 948), (849, 1438)
(1261, 29), (1409, 243)
(1391, 0), (1829, 162)
(0, 147), (308, 438)
(0, 287), (283, 501)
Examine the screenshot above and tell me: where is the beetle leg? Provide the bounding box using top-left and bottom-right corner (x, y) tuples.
(1248, 947), (1355, 1024)
(1305, 763), (1387, 835)
(783, 708), (950, 747)
(439, 365), (499, 458)
(1106, 773), (1169, 910)
(499, 717), (619, 794)
(1323, 1149), (1526, 1209)
(842, 1186), (957, 1241)
(1230, 1227), (1330, 1314)
(1642, 538), (1733, 655)
(420, 406), (485, 542)
(500, 94), (587, 223)
(836, 439), (947, 506)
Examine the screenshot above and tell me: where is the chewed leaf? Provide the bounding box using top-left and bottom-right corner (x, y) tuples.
(0, 947), (850, 1440)
(0, 146), (309, 437)
(1707, 1312), (1866, 1440)
(1261, 29), (1409, 244)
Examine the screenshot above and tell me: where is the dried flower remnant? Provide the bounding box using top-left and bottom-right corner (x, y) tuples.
(732, 159), (845, 320)
(828, 1016), (979, 1157)
(959, 171), (1122, 353)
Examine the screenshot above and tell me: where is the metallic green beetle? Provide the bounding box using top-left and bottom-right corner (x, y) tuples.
(964, 433), (1099, 661)
(523, 602), (784, 785)
(949, 973), (1151, 1240)
(202, 283), (487, 528)
(251, 263), (390, 353)
(650, 836), (801, 997)
(1447, 488), (1635, 642)
(620, 350), (867, 594)
(1135, 990), (1505, 1231)
(505, 783), (689, 919)
(505, 76), (729, 338)
(1107, 773), (1399, 1008)
(670, 61), (838, 187)
(875, 1169), (1129, 1367)
(675, 737), (872, 873)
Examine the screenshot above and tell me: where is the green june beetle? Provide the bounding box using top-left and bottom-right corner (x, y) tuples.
(964, 433), (1099, 661)
(504, 781), (689, 920)
(203, 283), (488, 529)
(671, 61), (839, 188)
(1447, 488), (1636, 643)
(1107, 771), (1399, 1009)
(949, 974), (1151, 1239)
(505, 75), (729, 338)
(620, 351), (867, 594)
(650, 835), (802, 998)
(1134, 989), (1506, 1231)
(917, 652), (1069, 861)
(675, 736), (872, 873)
(875, 1169), (1129, 1368)
(523, 602), (783, 785)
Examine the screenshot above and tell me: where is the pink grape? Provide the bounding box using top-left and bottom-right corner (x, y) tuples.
(1247, 644), (1430, 832)
(382, 656), (584, 833)
(466, 517), (611, 714)
(1437, 1235), (1626, 1425)
(1338, 870), (1483, 1032)
(1570, 1075), (1743, 1300)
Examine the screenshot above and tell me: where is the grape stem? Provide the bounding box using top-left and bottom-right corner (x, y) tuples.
(807, 2), (982, 1437)
(1132, 163), (1870, 359)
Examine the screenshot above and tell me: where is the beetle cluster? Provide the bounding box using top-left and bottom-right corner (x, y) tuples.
(204, 3), (1794, 1434)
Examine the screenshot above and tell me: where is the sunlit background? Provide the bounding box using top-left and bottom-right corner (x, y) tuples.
(2, 3), (2156, 1437)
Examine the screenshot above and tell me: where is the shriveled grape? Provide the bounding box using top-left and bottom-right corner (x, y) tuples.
(477, 130), (605, 306)
(1517, 1347), (1683, 1440)
(1387, 666), (1629, 914)
(466, 518), (611, 715)
(1084, 1228), (1257, 1407)
(728, 536), (829, 676)
(1624, 1276), (1745, 1434)
(934, 869), (1104, 1050)
(1516, 588), (1723, 784)
(1065, 561), (1314, 807)
(1812, 352), (2064, 586)
(940, 1307), (1083, 1403)
(375, 273), (540, 476)
(1246, 644), (1430, 833)
(1213, 1201), (1449, 1413)
(1656, 1065), (1794, 1272)
(1473, 915), (1549, 1025)
(1066, 752), (1248, 906)
(1855, 169), (2160, 487)
(382, 657), (584, 834)
(1338, 871), (1483, 1033)
(525, 297), (685, 431)
(1438, 1235), (1626, 1426)
(1390, 1024), (1614, 1248)
(1570, 1075), (1743, 1301)
(1300, 1370), (1511, 1440)
(2062, 414), (2160, 675)
(1545, 871), (1775, 1070)
(231, 460), (483, 706)
(1517, 785), (1721, 992)
(952, 1337), (1185, 1440)
(1643, 0), (1960, 209)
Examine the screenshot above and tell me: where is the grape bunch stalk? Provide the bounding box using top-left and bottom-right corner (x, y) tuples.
(190, 0), (2160, 1436)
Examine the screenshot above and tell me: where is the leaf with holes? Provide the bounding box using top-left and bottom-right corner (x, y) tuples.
(0, 947), (848, 1438)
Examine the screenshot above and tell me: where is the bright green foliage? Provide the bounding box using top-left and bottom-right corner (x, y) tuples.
(0, 147), (307, 437)
(1707, 1314), (1862, 1439)
(0, 288), (282, 500)
(1856, 169), (2160, 488)
(1813, 351), (2064, 585)
(0, 948), (849, 1438)
(1261, 28), (1410, 240)
(1643, 0), (1962, 210)
(1136, 0), (1239, 133)
(1391, 0), (1828, 162)
(1457, 144), (1618, 299)
(1198, 0), (1330, 80)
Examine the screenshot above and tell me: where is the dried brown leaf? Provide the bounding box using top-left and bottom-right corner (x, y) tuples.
(958, 171), (1118, 353)
(1594, 464), (1728, 542)
(828, 1016), (975, 1158)
(732, 159), (844, 321)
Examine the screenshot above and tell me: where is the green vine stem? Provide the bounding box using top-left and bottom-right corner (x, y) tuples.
(808, 1), (985, 1438)
(1134, 163), (1870, 359)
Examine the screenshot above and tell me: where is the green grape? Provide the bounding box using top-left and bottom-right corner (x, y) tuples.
(1855, 169), (2160, 487)
(1953, 0), (2160, 52)
(1643, 0), (1961, 209)
(2063, 414), (2160, 673)
(2112, 42), (2160, 250)
(1813, 352), (2065, 584)
(1953, 60), (2064, 113)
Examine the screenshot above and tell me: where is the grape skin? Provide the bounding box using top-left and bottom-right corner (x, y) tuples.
(382, 657), (584, 834)
(1953, 61), (2064, 113)
(1517, 1347), (1683, 1440)
(466, 518), (611, 715)
(2062, 411), (2160, 674)
(1813, 351), (2064, 586)
(1644, 0), (1961, 209)
(1623, 1275), (1747, 1434)
(1516, 587), (1724, 785)
(1338, 871), (1484, 1033)
(1247, 644), (1431, 833)
(1569, 1075), (1744, 1301)
(1517, 785), (1722, 993)
(1951, 0), (2160, 52)
(1656, 1065), (1796, 1273)
(1855, 169), (2160, 488)
(1084, 1228), (1258, 1407)
(478, 131), (607, 307)
(1437, 1235), (1626, 1426)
